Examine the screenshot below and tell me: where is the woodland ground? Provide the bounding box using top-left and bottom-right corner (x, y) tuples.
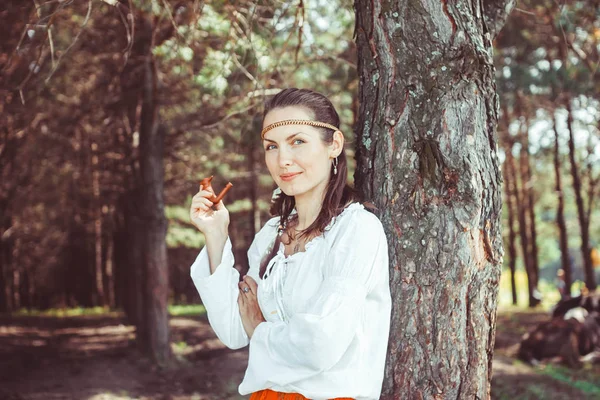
(0, 309), (599, 400)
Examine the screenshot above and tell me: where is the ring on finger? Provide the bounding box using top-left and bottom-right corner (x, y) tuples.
(242, 286), (250, 293)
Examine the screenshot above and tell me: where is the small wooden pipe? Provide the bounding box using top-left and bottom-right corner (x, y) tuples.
(200, 175), (233, 204)
(213, 182), (233, 204)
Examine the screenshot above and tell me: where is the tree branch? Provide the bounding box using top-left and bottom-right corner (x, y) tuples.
(482, 0), (516, 40)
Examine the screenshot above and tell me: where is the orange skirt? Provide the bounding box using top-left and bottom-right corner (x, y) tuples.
(249, 389), (353, 400)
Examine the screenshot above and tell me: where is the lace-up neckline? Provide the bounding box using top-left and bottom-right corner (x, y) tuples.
(276, 202), (364, 260)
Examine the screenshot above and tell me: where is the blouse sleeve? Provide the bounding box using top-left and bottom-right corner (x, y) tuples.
(190, 217), (278, 350)
(242, 210), (389, 387)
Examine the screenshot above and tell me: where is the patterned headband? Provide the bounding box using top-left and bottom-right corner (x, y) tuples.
(261, 119), (340, 139)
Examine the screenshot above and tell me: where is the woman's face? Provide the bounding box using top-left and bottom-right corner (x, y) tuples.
(262, 106), (336, 198)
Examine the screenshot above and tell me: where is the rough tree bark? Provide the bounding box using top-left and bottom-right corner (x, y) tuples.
(354, 0), (513, 397)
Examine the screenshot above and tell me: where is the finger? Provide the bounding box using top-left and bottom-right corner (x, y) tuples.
(243, 276), (258, 294)
(195, 190), (216, 200)
(191, 203), (209, 215)
(192, 202), (214, 214)
(191, 202), (209, 212)
(202, 183), (216, 195)
(238, 282), (251, 295)
(239, 290), (249, 310)
(199, 182), (213, 192)
(192, 197), (214, 208)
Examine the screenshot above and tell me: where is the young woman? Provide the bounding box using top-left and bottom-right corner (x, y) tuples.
(189, 88), (391, 400)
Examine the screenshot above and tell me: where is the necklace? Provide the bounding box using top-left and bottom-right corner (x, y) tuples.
(284, 227), (305, 256)
(279, 216), (310, 256)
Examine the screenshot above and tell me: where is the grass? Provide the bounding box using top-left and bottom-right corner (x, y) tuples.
(6, 304), (207, 318)
(493, 358), (600, 400)
(86, 391), (133, 400)
(11, 306), (121, 318)
(536, 364), (600, 396)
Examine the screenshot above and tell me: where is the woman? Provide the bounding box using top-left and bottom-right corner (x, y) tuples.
(189, 88), (391, 400)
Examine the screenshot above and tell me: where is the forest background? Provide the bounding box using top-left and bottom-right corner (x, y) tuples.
(1, 0), (600, 399)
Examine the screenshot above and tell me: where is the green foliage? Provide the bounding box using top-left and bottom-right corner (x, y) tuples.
(166, 221), (205, 248)
(165, 205), (204, 248)
(194, 47), (235, 95)
(168, 304), (206, 317)
(197, 4), (231, 35)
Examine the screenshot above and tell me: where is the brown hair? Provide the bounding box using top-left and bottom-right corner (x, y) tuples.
(258, 88), (375, 278)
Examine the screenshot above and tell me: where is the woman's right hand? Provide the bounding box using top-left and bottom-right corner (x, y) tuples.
(189, 182), (230, 237)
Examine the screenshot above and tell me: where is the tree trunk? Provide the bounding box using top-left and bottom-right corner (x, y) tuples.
(137, 20), (171, 366)
(113, 202), (129, 313)
(555, 31), (597, 292)
(514, 93), (539, 305)
(118, 11), (171, 365)
(251, 145), (261, 237)
(514, 150), (538, 307)
(552, 111), (572, 296)
(354, 0), (512, 397)
(125, 196), (147, 345)
(522, 128), (540, 290)
(92, 140), (107, 307)
(503, 144), (518, 305)
(246, 115), (262, 269)
(565, 98), (596, 291)
(0, 204), (14, 313)
(0, 240), (6, 312)
(105, 229), (116, 308)
(12, 267), (20, 310)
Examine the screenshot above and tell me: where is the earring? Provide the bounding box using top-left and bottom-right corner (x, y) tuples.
(333, 157), (338, 175)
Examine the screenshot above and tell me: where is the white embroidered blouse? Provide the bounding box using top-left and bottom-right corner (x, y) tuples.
(190, 202), (391, 400)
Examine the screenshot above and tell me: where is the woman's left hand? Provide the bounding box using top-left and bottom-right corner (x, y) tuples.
(238, 275), (266, 338)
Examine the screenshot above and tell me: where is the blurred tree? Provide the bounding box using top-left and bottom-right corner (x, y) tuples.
(494, 0), (600, 301)
(500, 105), (519, 305)
(514, 91), (541, 306)
(551, 108), (573, 296)
(559, 37), (597, 291)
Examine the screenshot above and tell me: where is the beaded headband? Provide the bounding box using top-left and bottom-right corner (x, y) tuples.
(261, 119), (340, 139)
